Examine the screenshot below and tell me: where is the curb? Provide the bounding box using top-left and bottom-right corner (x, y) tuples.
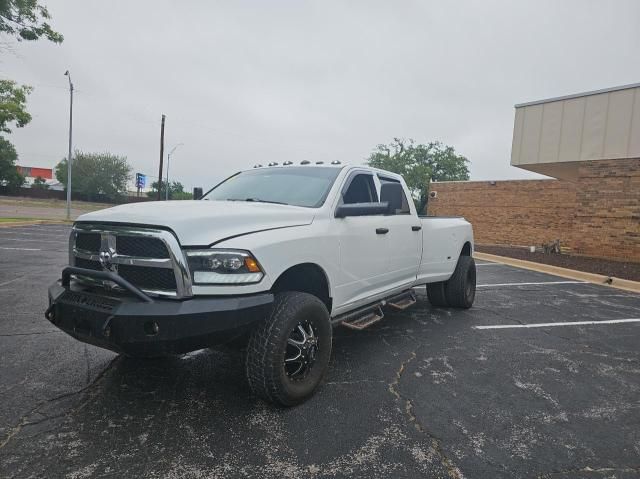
(474, 252), (640, 294)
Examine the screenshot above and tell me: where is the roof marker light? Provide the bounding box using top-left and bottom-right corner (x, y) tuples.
(316, 161), (324, 165)
(331, 160), (341, 165)
(283, 161), (293, 166)
(300, 160), (310, 165)
(268, 162), (279, 166)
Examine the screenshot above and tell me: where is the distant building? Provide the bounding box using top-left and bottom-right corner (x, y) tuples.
(15, 166), (64, 190)
(429, 82), (640, 263)
(16, 166), (53, 180)
(511, 82), (640, 180)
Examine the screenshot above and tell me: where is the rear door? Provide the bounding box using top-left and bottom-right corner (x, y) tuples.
(332, 171), (391, 309)
(378, 176), (421, 289)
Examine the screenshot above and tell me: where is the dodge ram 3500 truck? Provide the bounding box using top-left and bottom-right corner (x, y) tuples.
(46, 163), (475, 406)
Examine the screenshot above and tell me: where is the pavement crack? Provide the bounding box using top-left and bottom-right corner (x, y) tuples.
(388, 350), (416, 401)
(388, 350), (464, 479)
(0, 356), (119, 450)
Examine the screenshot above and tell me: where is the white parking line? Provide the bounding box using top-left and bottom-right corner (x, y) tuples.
(0, 275), (30, 287)
(477, 281), (587, 287)
(476, 262), (504, 267)
(0, 246), (42, 251)
(474, 318), (640, 330)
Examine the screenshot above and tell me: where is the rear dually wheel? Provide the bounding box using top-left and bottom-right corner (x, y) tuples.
(445, 256), (476, 309)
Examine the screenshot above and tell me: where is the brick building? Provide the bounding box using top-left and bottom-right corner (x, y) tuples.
(428, 83), (640, 263)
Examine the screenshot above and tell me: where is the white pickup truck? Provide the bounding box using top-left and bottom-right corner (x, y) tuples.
(47, 163), (475, 406)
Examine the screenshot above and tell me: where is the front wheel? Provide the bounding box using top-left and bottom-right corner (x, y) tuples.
(445, 256), (476, 309)
(245, 292), (332, 406)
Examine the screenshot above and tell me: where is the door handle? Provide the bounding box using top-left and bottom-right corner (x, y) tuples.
(412, 225), (422, 231)
(376, 228), (389, 235)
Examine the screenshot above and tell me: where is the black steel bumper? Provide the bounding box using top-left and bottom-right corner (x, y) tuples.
(46, 267), (273, 356)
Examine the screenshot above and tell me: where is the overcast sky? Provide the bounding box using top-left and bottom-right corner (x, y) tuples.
(2, 0), (639, 190)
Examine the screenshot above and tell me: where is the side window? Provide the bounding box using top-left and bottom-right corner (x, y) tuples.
(379, 178), (411, 215)
(342, 174), (378, 204)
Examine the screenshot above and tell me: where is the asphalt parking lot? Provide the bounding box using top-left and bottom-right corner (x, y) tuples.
(0, 224), (639, 479)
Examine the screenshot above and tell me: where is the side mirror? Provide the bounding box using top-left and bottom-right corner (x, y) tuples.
(335, 202), (390, 218)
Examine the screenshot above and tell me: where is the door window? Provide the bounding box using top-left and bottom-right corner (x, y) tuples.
(379, 178), (410, 215)
(342, 174), (378, 205)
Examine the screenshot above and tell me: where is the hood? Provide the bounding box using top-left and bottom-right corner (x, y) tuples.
(76, 200), (315, 246)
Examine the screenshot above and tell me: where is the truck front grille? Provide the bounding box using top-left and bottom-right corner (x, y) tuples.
(118, 265), (177, 290)
(70, 225), (192, 298)
(74, 257), (102, 271)
(75, 232), (101, 253)
(116, 236), (170, 258)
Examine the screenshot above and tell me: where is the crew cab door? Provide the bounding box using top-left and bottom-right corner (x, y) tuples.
(332, 172), (390, 309)
(378, 176), (421, 289)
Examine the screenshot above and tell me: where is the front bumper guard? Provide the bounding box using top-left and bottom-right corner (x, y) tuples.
(46, 267), (273, 356)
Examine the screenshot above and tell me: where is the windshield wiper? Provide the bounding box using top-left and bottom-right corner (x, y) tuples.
(226, 198), (289, 205)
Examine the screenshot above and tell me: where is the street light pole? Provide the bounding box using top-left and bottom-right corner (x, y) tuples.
(64, 70), (73, 220)
(165, 143), (183, 201)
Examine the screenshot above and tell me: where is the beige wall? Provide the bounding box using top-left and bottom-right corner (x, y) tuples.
(511, 84), (640, 180)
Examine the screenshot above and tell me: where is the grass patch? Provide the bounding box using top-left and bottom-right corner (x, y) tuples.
(0, 217), (46, 223)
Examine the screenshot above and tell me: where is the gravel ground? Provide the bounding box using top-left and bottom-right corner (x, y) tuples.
(476, 245), (640, 282)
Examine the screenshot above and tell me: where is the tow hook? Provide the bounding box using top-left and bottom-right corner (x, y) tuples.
(44, 303), (56, 324)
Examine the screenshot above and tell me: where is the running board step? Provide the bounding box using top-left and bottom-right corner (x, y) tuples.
(387, 291), (417, 311)
(340, 306), (384, 331)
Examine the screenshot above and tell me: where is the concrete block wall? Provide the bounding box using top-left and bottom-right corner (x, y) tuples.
(427, 158), (640, 263)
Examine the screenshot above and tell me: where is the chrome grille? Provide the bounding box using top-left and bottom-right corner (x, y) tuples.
(70, 224), (192, 298)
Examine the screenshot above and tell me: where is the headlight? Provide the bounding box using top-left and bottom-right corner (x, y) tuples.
(184, 249), (264, 285)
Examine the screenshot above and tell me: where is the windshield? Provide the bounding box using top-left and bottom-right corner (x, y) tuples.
(202, 167), (342, 208)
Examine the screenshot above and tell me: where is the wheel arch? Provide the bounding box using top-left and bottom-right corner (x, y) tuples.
(460, 241), (473, 257)
(271, 263), (332, 313)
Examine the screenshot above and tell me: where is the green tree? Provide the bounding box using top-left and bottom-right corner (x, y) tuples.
(0, 136), (24, 190)
(0, 80), (33, 134)
(55, 151), (132, 201)
(366, 138), (470, 212)
(32, 175), (48, 189)
(0, 0), (63, 43)
(147, 180), (193, 200)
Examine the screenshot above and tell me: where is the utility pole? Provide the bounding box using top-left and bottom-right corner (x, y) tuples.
(157, 114), (165, 201)
(64, 71), (73, 219)
(165, 143), (184, 201)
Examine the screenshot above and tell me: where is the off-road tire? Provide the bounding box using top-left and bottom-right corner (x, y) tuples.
(245, 292), (332, 406)
(427, 282), (449, 307)
(445, 256), (476, 309)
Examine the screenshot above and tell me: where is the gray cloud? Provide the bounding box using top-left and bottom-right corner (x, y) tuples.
(2, 0), (639, 190)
